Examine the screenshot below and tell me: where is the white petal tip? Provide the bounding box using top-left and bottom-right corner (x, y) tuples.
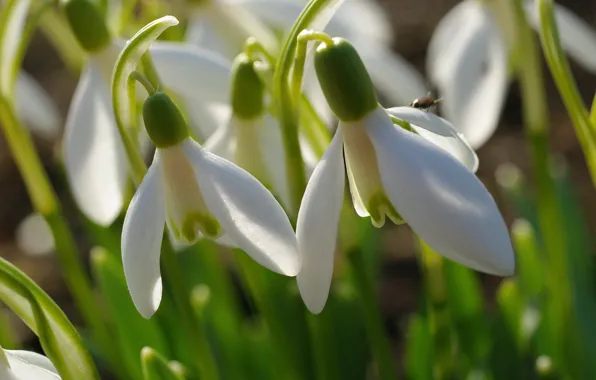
(297, 279), (329, 315)
(277, 257), (302, 277)
(136, 278), (163, 319)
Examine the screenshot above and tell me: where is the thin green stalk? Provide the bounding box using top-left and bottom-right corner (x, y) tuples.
(161, 239), (220, 380)
(536, 0), (596, 185)
(274, 0), (337, 216)
(306, 312), (340, 380)
(347, 248), (397, 380)
(510, 0), (570, 371)
(0, 99), (121, 373)
(235, 252), (307, 380)
(590, 94), (596, 129)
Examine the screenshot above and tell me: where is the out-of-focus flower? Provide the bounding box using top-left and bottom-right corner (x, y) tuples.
(297, 37), (514, 313)
(122, 92), (300, 318)
(187, 0), (427, 113)
(15, 213), (55, 256)
(0, 347), (60, 379)
(427, 0), (596, 149)
(15, 72), (62, 140)
(204, 53), (316, 209)
(61, 0), (232, 226)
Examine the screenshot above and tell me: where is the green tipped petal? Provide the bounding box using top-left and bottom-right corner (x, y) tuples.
(143, 92), (190, 148)
(368, 191), (404, 227)
(231, 53), (265, 120)
(181, 212), (221, 242)
(314, 38), (378, 122)
(62, 0), (111, 52)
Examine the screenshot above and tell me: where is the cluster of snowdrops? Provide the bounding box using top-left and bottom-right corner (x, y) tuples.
(1, 0), (596, 378)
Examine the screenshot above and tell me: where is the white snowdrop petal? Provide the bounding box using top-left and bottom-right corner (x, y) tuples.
(15, 72), (62, 139)
(427, 0), (483, 85)
(203, 117), (237, 160)
(333, 0), (393, 45)
(63, 62), (128, 226)
(365, 108), (515, 276)
(150, 43), (232, 137)
(5, 350), (60, 379)
(6, 350), (58, 375)
(122, 153), (166, 318)
(182, 139), (300, 276)
(296, 128), (345, 314)
(440, 11), (508, 149)
(526, 2), (596, 72)
(257, 114), (291, 210)
(386, 107), (478, 172)
(356, 43), (428, 107)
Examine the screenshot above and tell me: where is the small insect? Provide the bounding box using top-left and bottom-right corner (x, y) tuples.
(409, 94), (443, 111)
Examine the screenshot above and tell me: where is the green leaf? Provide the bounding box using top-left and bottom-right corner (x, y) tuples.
(141, 347), (185, 380)
(511, 219), (544, 299)
(91, 247), (169, 380)
(443, 261), (488, 371)
(0, 257), (99, 379)
(404, 312), (433, 380)
(0, 0), (30, 97)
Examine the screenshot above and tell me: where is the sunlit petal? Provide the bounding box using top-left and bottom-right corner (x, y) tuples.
(203, 117), (237, 160)
(439, 10), (508, 148)
(182, 139), (300, 276)
(63, 62), (128, 226)
(296, 128), (345, 314)
(150, 42), (232, 138)
(526, 2), (596, 72)
(122, 153), (166, 318)
(356, 43), (428, 107)
(427, 0), (482, 85)
(386, 107), (478, 172)
(365, 107), (515, 276)
(15, 72), (61, 139)
(5, 350), (60, 379)
(6, 350), (58, 375)
(257, 114), (290, 209)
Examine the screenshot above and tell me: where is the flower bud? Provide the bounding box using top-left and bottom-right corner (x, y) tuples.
(314, 38), (378, 122)
(231, 53), (265, 120)
(143, 92), (190, 148)
(62, 0), (111, 53)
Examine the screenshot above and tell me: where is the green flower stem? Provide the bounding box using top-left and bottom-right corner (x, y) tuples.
(536, 0), (596, 185)
(235, 252), (307, 380)
(161, 239), (220, 380)
(511, 0), (570, 367)
(0, 98), (121, 373)
(292, 30), (333, 103)
(347, 247), (397, 380)
(274, 0), (336, 217)
(38, 7), (85, 74)
(590, 94), (596, 128)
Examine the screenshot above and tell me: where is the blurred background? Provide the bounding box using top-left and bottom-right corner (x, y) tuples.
(2, 0), (596, 377)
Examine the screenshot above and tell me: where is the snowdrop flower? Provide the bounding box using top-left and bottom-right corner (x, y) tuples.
(0, 347), (60, 379)
(15, 72), (62, 140)
(205, 53), (317, 209)
(298, 37), (514, 313)
(427, 0), (596, 149)
(61, 0), (232, 226)
(187, 0), (427, 117)
(122, 91), (300, 318)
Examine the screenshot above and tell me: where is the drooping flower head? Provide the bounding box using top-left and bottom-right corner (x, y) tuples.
(297, 35), (515, 313)
(122, 90), (300, 318)
(61, 0), (232, 226)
